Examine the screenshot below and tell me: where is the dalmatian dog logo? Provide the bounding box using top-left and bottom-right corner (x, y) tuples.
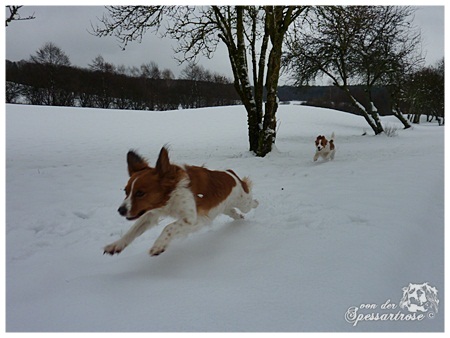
(399, 282), (439, 315)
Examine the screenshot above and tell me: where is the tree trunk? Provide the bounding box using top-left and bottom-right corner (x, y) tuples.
(393, 107), (411, 129)
(343, 87), (383, 135)
(260, 42), (282, 156)
(255, 6), (290, 156)
(367, 100), (384, 135)
(364, 87), (384, 134)
(215, 6), (303, 157)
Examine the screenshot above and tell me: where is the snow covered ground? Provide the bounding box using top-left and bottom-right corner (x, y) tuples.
(5, 103), (444, 332)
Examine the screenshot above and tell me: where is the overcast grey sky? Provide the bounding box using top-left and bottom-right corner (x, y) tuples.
(5, 5), (445, 81)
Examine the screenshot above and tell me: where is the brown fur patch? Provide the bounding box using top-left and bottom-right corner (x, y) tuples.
(186, 166), (237, 215)
(127, 151), (150, 176)
(329, 140), (335, 151)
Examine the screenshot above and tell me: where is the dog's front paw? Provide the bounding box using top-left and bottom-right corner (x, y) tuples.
(103, 241), (127, 255)
(149, 244), (166, 256)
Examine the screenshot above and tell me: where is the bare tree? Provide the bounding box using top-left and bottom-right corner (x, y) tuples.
(88, 55), (115, 108)
(89, 55), (114, 73)
(285, 6), (422, 134)
(5, 5), (35, 27)
(161, 68), (174, 80)
(180, 63), (210, 81)
(93, 6), (307, 157)
(6, 81), (22, 103)
(350, 6), (421, 130)
(141, 61), (161, 79)
(31, 42), (71, 67)
(405, 59), (444, 125)
(29, 42), (73, 106)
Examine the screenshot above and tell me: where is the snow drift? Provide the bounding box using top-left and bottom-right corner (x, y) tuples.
(5, 103), (444, 332)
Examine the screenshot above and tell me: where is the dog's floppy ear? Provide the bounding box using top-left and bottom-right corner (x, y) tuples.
(155, 147), (171, 176)
(127, 150), (149, 176)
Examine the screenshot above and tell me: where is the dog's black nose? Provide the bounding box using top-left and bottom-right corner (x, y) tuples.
(118, 206), (127, 216)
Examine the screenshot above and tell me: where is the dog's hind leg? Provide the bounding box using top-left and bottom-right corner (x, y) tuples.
(149, 216), (201, 256)
(224, 208), (245, 220)
(330, 150), (335, 160)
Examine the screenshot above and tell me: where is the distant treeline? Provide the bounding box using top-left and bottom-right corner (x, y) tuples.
(5, 59), (437, 121)
(277, 85), (394, 116)
(6, 60), (240, 110)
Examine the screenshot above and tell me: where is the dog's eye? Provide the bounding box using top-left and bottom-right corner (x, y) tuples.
(135, 190), (145, 198)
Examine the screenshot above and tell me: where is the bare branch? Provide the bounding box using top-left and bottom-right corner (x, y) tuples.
(91, 6), (173, 49)
(5, 5), (35, 27)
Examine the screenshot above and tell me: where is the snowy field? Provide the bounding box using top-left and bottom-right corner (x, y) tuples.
(5, 103), (444, 332)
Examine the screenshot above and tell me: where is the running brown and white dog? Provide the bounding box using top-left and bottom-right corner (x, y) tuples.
(313, 133), (335, 162)
(104, 147), (258, 256)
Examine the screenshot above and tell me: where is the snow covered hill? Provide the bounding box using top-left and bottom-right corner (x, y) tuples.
(5, 103), (444, 332)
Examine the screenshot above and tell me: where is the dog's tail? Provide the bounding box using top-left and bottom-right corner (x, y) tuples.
(330, 132), (336, 152)
(242, 176), (253, 193)
(242, 177), (259, 209)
